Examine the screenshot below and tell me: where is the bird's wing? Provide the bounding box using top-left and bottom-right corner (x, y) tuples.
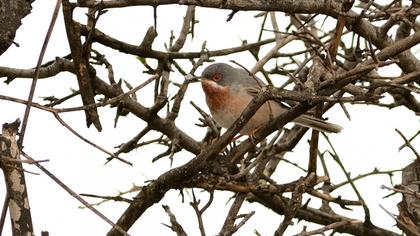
(245, 87), (260, 96)
(236, 67), (292, 109)
(245, 86), (292, 109)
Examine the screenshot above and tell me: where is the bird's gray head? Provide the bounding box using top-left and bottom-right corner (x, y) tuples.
(201, 63), (263, 90)
(201, 63), (238, 87)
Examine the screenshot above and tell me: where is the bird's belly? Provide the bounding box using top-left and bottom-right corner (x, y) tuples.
(209, 94), (281, 135)
(241, 101), (280, 134)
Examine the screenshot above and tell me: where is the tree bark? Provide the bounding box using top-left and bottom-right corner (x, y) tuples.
(0, 119), (34, 236)
(0, 0), (32, 55)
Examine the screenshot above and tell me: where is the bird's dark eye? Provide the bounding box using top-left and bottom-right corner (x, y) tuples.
(212, 73), (222, 81)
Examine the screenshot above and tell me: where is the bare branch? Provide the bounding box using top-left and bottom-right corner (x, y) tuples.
(21, 152), (130, 236)
(295, 220), (361, 236)
(162, 205), (188, 236)
(0, 119), (34, 236)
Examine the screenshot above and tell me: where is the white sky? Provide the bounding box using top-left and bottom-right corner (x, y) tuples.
(0, 1), (419, 235)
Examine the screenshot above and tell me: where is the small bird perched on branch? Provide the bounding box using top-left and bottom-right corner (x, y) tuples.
(200, 63), (342, 136)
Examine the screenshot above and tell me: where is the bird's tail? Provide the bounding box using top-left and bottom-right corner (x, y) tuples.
(293, 115), (342, 133)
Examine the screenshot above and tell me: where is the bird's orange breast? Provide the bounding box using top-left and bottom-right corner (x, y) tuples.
(201, 80), (230, 112)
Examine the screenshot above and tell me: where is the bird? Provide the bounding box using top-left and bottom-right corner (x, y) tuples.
(200, 63), (342, 136)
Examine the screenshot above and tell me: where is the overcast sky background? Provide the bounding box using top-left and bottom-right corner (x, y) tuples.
(0, 0), (419, 235)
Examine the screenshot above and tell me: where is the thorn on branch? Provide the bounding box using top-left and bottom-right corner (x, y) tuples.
(227, 10), (238, 22)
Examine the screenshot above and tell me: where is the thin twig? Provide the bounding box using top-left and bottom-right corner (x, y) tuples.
(52, 112), (132, 166)
(21, 152), (131, 236)
(327, 168), (402, 191)
(395, 129), (420, 160)
(322, 133), (372, 225)
(18, 0), (62, 148)
(295, 220), (360, 236)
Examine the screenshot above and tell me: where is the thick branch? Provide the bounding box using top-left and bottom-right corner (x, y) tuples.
(253, 193), (399, 236)
(0, 120), (34, 236)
